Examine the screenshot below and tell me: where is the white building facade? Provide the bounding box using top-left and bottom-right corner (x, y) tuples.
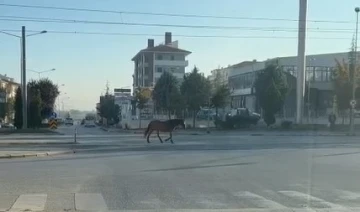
(131, 32), (191, 118)
(227, 52), (350, 117)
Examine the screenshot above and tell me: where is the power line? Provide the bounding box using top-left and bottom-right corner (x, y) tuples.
(0, 3), (354, 24)
(0, 15), (356, 32)
(0, 29), (349, 40)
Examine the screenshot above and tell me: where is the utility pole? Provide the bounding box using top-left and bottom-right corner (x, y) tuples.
(350, 7), (359, 135)
(296, 0), (307, 124)
(21, 26), (27, 129)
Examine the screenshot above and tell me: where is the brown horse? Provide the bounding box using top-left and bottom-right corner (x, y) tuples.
(144, 119), (185, 143)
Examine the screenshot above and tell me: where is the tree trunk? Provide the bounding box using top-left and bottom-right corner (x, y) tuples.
(168, 110), (171, 120)
(139, 109), (142, 129)
(192, 110), (196, 128)
(215, 107), (218, 116)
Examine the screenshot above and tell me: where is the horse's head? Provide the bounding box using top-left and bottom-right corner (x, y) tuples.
(173, 119), (186, 129)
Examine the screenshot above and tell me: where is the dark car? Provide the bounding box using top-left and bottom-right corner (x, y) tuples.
(216, 108), (261, 129)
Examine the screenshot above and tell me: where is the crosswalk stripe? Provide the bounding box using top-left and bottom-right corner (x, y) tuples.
(75, 193), (108, 211)
(335, 190), (360, 200)
(10, 194), (47, 211)
(233, 191), (287, 209)
(279, 190), (347, 209)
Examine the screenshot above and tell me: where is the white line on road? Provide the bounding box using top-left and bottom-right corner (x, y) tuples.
(9, 194), (47, 211)
(75, 193), (108, 211)
(335, 190), (360, 200)
(233, 191), (287, 209)
(279, 190), (347, 209)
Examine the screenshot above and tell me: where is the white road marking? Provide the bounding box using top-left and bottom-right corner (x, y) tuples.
(10, 194), (47, 211)
(335, 190), (360, 200)
(140, 198), (164, 209)
(234, 191), (287, 209)
(279, 190), (347, 209)
(75, 193), (108, 211)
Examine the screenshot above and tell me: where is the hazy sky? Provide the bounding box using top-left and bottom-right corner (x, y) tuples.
(0, 0), (359, 110)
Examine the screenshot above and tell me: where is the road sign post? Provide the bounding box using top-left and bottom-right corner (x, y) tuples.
(350, 99), (357, 135)
(49, 118), (57, 129)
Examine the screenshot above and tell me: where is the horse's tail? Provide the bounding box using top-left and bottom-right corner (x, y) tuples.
(144, 122), (151, 138)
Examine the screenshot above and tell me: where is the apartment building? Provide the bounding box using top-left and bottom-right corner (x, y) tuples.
(131, 32), (191, 118)
(132, 32), (191, 90)
(0, 74), (20, 122)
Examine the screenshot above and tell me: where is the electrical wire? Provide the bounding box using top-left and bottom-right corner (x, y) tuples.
(0, 29), (350, 40)
(0, 15), (356, 32)
(0, 3), (354, 24)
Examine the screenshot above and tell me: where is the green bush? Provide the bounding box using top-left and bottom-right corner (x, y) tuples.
(281, 120), (293, 129)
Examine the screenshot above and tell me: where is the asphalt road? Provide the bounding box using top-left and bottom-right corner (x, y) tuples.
(1, 133), (360, 212)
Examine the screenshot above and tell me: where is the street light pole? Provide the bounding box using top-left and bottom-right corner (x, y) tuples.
(0, 27), (47, 129)
(21, 26), (27, 129)
(350, 7), (359, 135)
(296, 0), (308, 124)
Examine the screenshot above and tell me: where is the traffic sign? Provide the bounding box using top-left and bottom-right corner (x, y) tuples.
(49, 112), (57, 119)
(350, 99), (357, 108)
(49, 118), (57, 129)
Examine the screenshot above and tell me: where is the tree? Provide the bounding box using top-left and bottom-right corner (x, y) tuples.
(27, 78), (60, 119)
(97, 85), (120, 126)
(333, 38), (360, 124)
(14, 87), (23, 129)
(254, 64), (288, 126)
(27, 88), (42, 129)
(152, 71), (183, 119)
(211, 84), (231, 116)
(181, 67), (212, 127)
(333, 59), (352, 123)
(134, 87), (151, 128)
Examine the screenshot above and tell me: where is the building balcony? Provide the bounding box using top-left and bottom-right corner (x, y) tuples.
(154, 60), (188, 67)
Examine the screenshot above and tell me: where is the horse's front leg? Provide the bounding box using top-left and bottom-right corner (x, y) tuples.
(147, 130), (153, 143)
(157, 131), (163, 143)
(164, 131), (172, 142)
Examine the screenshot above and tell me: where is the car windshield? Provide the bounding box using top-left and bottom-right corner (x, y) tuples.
(1, 1), (360, 212)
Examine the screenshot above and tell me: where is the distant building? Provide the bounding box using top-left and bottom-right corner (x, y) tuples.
(225, 52), (349, 117)
(131, 32), (191, 117)
(113, 88), (132, 122)
(0, 74), (20, 122)
(208, 67), (230, 88)
(132, 32), (191, 90)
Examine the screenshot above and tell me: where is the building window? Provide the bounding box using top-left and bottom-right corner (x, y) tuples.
(157, 67), (162, 73)
(170, 55), (175, 60)
(157, 54), (163, 60)
(314, 67), (324, 81)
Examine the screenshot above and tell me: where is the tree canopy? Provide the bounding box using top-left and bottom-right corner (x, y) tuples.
(14, 87), (23, 129)
(27, 78), (60, 119)
(254, 64), (288, 126)
(181, 67), (211, 126)
(152, 71), (183, 118)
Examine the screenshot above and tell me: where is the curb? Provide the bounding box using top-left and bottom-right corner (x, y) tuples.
(0, 150), (76, 160)
(0, 142), (75, 145)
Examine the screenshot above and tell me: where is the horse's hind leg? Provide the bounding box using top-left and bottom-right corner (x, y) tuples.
(169, 132), (174, 144)
(147, 130), (153, 143)
(157, 131), (163, 143)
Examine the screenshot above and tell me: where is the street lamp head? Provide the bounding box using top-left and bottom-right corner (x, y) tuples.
(40, 30), (47, 34)
(356, 7), (360, 13)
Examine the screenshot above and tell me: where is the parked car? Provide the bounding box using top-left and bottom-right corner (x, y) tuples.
(216, 108), (261, 129)
(197, 109), (217, 120)
(2, 123), (15, 129)
(64, 118), (74, 126)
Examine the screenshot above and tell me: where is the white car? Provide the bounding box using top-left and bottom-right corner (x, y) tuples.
(64, 118), (74, 126)
(84, 119), (96, 127)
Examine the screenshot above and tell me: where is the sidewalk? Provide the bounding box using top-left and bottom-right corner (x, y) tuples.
(0, 150), (75, 159)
